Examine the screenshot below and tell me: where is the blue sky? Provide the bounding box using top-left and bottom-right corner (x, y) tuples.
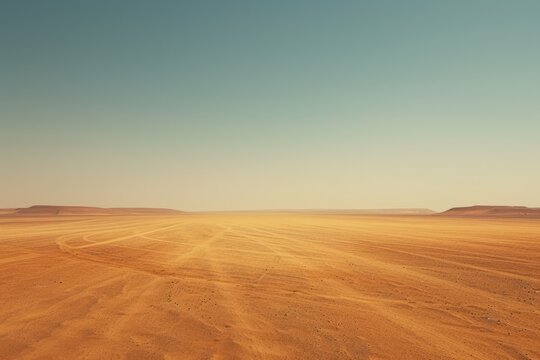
(1, 1), (539, 210)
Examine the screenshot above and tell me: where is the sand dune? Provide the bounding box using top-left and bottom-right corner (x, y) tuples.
(440, 205), (540, 217)
(9, 205), (183, 216)
(0, 213), (538, 359)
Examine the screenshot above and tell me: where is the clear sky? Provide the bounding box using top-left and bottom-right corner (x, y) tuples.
(1, 1), (539, 211)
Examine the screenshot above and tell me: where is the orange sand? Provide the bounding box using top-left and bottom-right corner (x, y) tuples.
(0, 213), (538, 359)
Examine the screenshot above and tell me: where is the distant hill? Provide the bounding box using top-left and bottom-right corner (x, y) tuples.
(439, 205), (540, 217)
(7, 205), (183, 216)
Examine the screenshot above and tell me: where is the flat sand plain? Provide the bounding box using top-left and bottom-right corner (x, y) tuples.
(0, 213), (538, 359)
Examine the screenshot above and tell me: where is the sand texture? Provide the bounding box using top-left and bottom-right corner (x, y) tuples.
(0, 213), (538, 359)
(10, 205), (183, 216)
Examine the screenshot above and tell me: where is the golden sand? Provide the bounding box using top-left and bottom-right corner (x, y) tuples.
(0, 213), (538, 359)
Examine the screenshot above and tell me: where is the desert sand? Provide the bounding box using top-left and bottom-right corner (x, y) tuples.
(0, 212), (538, 359)
(9, 205), (183, 216)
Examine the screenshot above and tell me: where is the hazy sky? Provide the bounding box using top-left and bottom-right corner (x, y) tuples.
(1, 1), (539, 211)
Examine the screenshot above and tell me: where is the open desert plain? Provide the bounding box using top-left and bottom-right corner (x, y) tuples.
(0, 210), (539, 359)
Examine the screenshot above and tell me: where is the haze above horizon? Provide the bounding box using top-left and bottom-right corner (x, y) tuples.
(2, 1), (539, 211)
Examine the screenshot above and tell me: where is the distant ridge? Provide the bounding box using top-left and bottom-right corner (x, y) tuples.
(6, 205), (183, 216)
(439, 205), (540, 217)
(10, 205), (540, 217)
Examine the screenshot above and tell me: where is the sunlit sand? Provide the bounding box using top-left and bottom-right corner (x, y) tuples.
(1, 212), (538, 359)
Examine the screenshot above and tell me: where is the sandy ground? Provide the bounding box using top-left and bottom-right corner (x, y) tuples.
(0, 214), (538, 359)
